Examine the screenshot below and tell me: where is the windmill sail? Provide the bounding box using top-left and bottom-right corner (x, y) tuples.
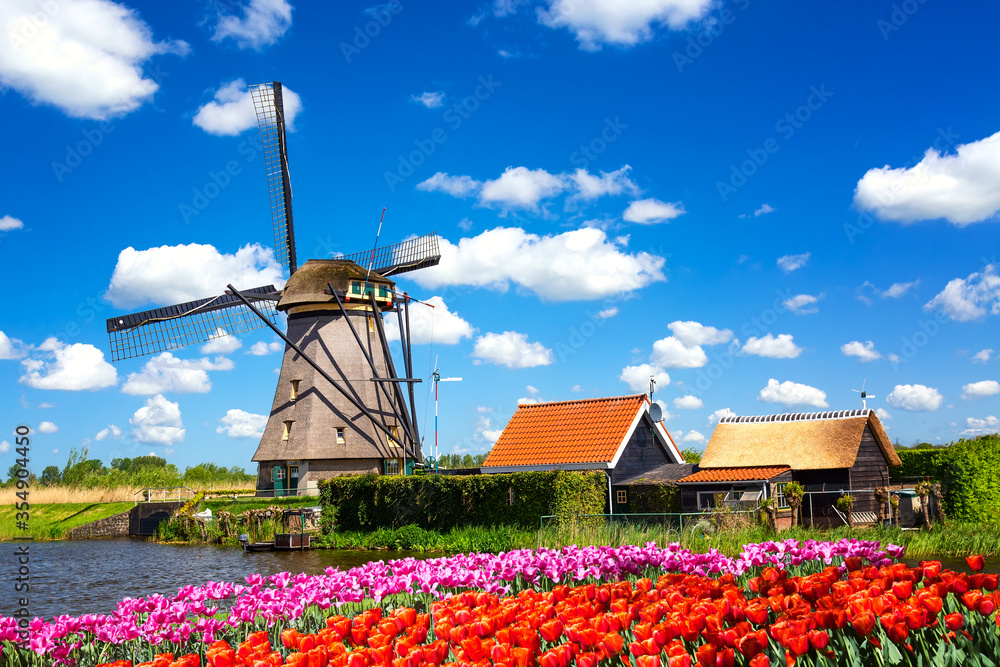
(250, 81), (297, 275)
(340, 233), (441, 277)
(106, 285), (280, 362)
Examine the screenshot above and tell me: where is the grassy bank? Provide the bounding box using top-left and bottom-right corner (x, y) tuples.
(0, 502), (133, 540)
(315, 521), (1000, 559)
(200, 496), (318, 515)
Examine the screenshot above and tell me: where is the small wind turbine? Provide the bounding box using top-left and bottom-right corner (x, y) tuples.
(852, 379), (875, 410)
(432, 355), (462, 474)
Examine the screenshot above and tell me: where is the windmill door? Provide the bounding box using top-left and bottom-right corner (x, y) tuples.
(288, 465), (299, 493)
(272, 465), (286, 497)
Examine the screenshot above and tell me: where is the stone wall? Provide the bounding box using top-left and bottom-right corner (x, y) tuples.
(68, 510), (131, 539)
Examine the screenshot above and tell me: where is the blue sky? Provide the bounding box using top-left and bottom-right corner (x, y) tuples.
(2, 0), (1000, 473)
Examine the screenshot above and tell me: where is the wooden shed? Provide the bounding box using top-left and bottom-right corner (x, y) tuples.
(676, 409), (900, 527)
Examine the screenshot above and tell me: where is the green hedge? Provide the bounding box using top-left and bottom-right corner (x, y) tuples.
(893, 449), (950, 482)
(941, 434), (1000, 522)
(318, 471), (606, 532)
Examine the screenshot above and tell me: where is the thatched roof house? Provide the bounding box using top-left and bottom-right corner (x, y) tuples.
(676, 409), (900, 525)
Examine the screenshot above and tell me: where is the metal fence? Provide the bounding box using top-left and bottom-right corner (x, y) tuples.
(536, 510), (759, 548)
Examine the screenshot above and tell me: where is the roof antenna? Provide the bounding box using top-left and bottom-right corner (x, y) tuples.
(649, 376), (656, 401)
(851, 379), (875, 411)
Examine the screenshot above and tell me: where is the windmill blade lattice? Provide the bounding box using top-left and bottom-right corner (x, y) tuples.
(106, 286), (280, 362)
(250, 81), (297, 274)
(340, 233), (441, 277)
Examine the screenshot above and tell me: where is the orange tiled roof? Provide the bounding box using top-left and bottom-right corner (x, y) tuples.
(677, 466), (791, 483)
(483, 395), (649, 467)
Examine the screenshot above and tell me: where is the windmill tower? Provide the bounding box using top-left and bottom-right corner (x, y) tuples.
(105, 82), (442, 496)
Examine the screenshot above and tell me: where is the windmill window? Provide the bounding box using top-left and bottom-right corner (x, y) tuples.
(384, 458), (401, 476)
(336, 428), (345, 445)
(368, 316), (375, 333)
(352, 281), (362, 295)
(390, 425), (400, 447)
(283, 421), (293, 441)
(290, 380), (300, 401)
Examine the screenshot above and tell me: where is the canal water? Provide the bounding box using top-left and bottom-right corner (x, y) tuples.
(0, 539), (435, 620)
(0, 540), (993, 621)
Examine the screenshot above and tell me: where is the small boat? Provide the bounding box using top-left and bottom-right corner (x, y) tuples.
(238, 534), (275, 552)
(238, 532), (313, 552)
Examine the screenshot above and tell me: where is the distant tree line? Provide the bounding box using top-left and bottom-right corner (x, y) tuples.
(425, 453), (488, 469)
(4, 447), (254, 489)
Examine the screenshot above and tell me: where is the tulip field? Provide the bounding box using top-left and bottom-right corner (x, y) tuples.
(3, 539), (1000, 666)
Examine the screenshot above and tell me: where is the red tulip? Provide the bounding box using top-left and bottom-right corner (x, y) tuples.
(945, 613), (964, 631)
(967, 555), (986, 572)
(888, 622), (909, 644)
(749, 655), (770, 667)
(807, 630), (829, 651)
(851, 613), (877, 637)
(696, 644), (716, 667)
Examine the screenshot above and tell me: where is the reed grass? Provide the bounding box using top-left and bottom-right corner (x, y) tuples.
(0, 481), (257, 506)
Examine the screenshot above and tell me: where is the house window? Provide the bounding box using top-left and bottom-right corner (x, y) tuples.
(616, 490), (627, 505)
(274, 467), (286, 480)
(698, 492), (717, 510)
(507, 487), (515, 506)
(282, 421), (293, 441)
(384, 458), (401, 475)
(775, 483), (790, 509)
(336, 428), (345, 445)
(290, 380), (300, 401)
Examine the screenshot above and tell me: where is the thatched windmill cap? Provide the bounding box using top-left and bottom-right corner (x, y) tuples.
(277, 259), (395, 311)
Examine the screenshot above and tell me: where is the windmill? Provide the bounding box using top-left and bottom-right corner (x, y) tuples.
(852, 379), (875, 410)
(105, 81), (442, 495)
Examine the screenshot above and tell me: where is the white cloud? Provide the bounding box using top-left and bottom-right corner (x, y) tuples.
(417, 172), (482, 198)
(742, 334), (801, 359)
(121, 353), (234, 395)
(537, 0), (714, 50)
(105, 243), (285, 309)
(571, 384), (583, 392)
(130, 394), (184, 446)
(886, 384), (943, 412)
(758, 379), (828, 408)
(472, 331), (553, 368)
(963, 415), (1000, 436)
(479, 166), (569, 211)
(216, 409), (268, 438)
(0, 441), (8, 454)
(411, 91), (444, 108)
(783, 293), (820, 314)
(622, 198), (686, 224)
(0, 216), (24, 231)
(924, 264), (1000, 322)
(754, 204), (775, 217)
(249, 341), (283, 355)
(841, 340), (881, 362)
(200, 329), (242, 355)
(668, 321), (732, 347)
(0, 331), (27, 360)
(651, 336), (707, 369)
(37, 421), (58, 433)
(384, 296), (474, 345)
(19, 339), (117, 391)
(708, 407), (735, 425)
(95, 424), (122, 441)
(682, 430), (706, 443)
(883, 281), (918, 298)
(854, 130), (1000, 226)
(570, 166), (639, 200)
(973, 349), (994, 364)
(619, 364), (670, 393)
(193, 79), (302, 136)
(673, 395), (703, 410)
(0, 0), (188, 120)
(211, 0), (293, 50)
(411, 227), (665, 301)
(876, 408), (892, 421)
(595, 307), (618, 319)
(517, 396), (540, 405)
(962, 380), (1000, 400)
(777, 252), (810, 273)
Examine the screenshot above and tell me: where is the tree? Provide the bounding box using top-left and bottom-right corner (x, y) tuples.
(680, 448), (702, 464)
(40, 466), (61, 486)
(783, 481), (805, 528)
